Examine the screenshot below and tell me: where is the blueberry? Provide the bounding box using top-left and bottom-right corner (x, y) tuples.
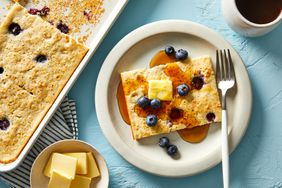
(57, 21), (70, 34)
(159, 137), (170, 148)
(8, 23), (22, 35)
(28, 8), (39, 15)
(150, 99), (161, 109)
(39, 6), (50, 16)
(137, 96), (150, 108)
(175, 49), (188, 60)
(206, 112), (216, 122)
(0, 118), (10, 131)
(192, 76), (204, 90)
(0, 67), (4, 74)
(35, 54), (48, 63)
(146, 114), (157, 127)
(28, 6), (50, 16)
(167, 119), (173, 127)
(169, 108), (183, 120)
(165, 46), (175, 56)
(167, 145), (178, 156)
(177, 84), (189, 96)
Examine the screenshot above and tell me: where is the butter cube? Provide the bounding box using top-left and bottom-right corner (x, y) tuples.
(45, 153), (77, 179)
(148, 80), (173, 101)
(85, 152), (100, 178)
(64, 152), (88, 175)
(48, 170), (72, 188)
(70, 175), (91, 188)
(44, 153), (54, 177)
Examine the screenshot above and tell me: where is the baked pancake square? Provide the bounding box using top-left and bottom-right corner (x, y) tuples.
(120, 56), (221, 140)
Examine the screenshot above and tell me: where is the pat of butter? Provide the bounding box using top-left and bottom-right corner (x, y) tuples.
(48, 170), (72, 188)
(44, 153), (54, 177)
(85, 152), (100, 178)
(148, 80), (173, 101)
(64, 152), (88, 175)
(45, 153), (77, 179)
(70, 175), (91, 188)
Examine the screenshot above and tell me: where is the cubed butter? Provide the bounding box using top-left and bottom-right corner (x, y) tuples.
(85, 152), (100, 178)
(70, 175), (91, 188)
(148, 80), (173, 101)
(45, 153), (77, 179)
(64, 152), (88, 174)
(44, 153), (54, 177)
(48, 170), (72, 188)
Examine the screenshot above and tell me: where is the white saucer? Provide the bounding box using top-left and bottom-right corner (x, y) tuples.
(95, 20), (252, 177)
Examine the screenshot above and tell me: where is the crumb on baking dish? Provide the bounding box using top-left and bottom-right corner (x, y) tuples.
(78, 32), (92, 44)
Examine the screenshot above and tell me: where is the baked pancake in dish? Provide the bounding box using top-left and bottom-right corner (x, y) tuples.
(120, 56), (221, 140)
(0, 3), (88, 163)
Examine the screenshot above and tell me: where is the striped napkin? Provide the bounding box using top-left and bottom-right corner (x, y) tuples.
(0, 97), (78, 188)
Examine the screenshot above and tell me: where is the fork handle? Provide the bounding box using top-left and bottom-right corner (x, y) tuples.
(222, 110), (229, 188)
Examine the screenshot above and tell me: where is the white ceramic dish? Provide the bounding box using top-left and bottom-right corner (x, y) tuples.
(30, 139), (109, 188)
(0, 0), (128, 171)
(95, 20), (252, 177)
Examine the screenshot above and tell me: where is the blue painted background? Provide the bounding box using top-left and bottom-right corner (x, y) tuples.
(1, 0), (282, 187)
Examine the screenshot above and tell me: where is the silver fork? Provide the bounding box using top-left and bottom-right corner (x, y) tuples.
(216, 49), (235, 188)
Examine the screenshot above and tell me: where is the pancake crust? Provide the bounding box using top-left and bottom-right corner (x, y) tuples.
(121, 56), (221, 140)
(0, 4), (88, 163)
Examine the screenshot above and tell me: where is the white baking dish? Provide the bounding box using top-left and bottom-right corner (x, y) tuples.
(0, 0), (128, 172)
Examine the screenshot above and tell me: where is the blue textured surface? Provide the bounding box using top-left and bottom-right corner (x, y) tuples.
(1, 0), (282, 187)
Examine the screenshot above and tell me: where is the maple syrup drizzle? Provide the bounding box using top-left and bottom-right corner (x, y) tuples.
(149, 50), (176, 67)
(116, 50), (210, 143)
(117, 82), (131, 125)
(177, 124), (210, 143)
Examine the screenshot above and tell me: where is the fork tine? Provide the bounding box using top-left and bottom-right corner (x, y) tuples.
(223, 50), (230, 80)
(227, 49), (235, 81)
(220, 50), (226, 80)
(216, 50), (222, 81)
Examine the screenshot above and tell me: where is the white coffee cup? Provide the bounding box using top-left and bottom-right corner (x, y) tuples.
(221, 0), (282, 37)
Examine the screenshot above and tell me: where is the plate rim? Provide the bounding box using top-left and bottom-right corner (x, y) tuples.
(95, 19), (252, 177)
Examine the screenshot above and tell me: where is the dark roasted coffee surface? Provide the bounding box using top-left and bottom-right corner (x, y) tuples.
(236, 0), (282, 24)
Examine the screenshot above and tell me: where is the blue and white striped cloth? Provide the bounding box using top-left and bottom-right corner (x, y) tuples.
(0, 98), (78, 188)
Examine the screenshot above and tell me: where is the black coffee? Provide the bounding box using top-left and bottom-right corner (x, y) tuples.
(235, 0), (282, 24)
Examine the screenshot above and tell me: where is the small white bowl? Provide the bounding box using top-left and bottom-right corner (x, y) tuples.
(30, 139), (109, 188)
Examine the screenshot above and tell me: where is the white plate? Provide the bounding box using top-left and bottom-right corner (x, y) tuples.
(95, 20), (252, 177)
(30, 140), (109, 188)
(0, 0), (128, 171)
